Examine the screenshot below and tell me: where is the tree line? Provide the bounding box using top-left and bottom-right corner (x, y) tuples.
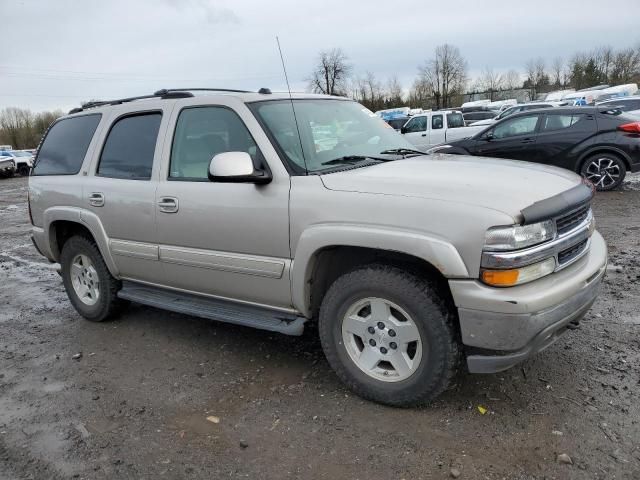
(309, 43), (640, 111)
(0, 108), (64, 149)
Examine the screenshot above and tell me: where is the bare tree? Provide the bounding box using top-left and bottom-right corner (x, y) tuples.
(551, 57), (564, 87)
(385, 76), (405, 107)
(477, 67), (503, 100)
(418, 44), (467, 109)
(594, 46), (614, 82)
(610, 47), (640, 84)
(308, 48), (351, 96)
(524, 57), (548, 98)
(502, 69), (522, 91)
(0, 108), (62, 149)
(407, 77), (433, 109)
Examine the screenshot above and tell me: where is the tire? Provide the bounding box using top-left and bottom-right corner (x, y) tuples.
(580, 153), (626, 191)
(318, 264), (459, 407)
(60, 236), (124, 322)
(17, 166), (29, 176)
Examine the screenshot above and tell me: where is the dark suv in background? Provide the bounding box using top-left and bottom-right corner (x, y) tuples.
(429, 106), (640, 190)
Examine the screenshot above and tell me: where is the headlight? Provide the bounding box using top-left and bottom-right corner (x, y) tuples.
(481, 257), (556, 287)
(484, 220), (556, 251)
(426, 145), (452, 155)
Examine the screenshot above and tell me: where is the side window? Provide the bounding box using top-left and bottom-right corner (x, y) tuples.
(431, 115), (443, 130)
(97, 113), (161, 180)
(170, 107), (259, 180)
(541, 114), (584, 132)
(492, 115), (539, 139)
(446, 113), (465, 128)
(403, 116), (427, 133)
(33, 114), (101, 176)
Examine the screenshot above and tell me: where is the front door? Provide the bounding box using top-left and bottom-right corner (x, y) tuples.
(472, 114), (541, 161)
(155, 103), (292, 309)
(401, 116), (429, 150)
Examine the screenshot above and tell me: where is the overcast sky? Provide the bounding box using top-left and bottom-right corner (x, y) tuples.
(1, 0), (639, 112)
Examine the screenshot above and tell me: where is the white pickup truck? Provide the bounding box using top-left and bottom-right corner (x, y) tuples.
(400, 110), (485, 151)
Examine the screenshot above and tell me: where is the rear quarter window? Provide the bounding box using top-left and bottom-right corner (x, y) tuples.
(33, 114), (101, 176)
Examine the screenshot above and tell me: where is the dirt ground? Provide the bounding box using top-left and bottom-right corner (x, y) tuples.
(1, 174), (639, 480)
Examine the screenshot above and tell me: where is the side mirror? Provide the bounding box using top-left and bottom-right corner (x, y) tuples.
(208, 152), (271, 184)
(483, 131), (494, 141)
(400, 126), (408, 134)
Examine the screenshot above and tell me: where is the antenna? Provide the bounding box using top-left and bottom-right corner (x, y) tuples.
(276, 36), (308, 174)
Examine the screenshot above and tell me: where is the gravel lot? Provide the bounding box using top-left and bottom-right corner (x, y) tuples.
(1, 174), (639, 479)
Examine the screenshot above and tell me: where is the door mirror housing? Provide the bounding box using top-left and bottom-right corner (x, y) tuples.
(208, 152), (271, 184)
(483, 131), (494, 141)
(400, 126), (408, 134)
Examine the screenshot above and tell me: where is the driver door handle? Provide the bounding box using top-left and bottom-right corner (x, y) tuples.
(521, 138), (535, 144)
(158, 197), (179, 213)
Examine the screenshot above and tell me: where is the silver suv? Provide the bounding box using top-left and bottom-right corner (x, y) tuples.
(29, 88), (607, 406)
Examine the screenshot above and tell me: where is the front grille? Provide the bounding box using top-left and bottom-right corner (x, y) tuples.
(556, 204), (590, 235)
(558, 239), (588, 265)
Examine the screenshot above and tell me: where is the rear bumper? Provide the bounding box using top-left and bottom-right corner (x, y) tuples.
(449, 231), (607, 373)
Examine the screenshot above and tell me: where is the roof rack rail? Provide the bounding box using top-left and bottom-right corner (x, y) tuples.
(154, 88), (252, 95)
(68, 87), (271, 115)
(68, 90), (195, 114)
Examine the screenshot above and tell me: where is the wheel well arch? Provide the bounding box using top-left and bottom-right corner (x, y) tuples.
(577, 147), (631, 172)
(49, 220), (96, 261)
(306, 246), (455, 320)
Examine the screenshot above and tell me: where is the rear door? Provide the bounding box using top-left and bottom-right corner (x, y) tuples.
(471, 114), (541, 161)
(82, 104), (172, 283)
(536, 112), (596, 169)
(401, 115), (429, 150)
(429, 113), (445, 146)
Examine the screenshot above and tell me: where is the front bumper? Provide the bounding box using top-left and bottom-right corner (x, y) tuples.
(449, 231), (607, 373)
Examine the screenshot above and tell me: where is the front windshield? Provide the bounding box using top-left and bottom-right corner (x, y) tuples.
(496, 106), (516, 120)
(250, 99), (416, 173)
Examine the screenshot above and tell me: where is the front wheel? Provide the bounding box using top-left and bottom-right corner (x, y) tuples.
(581, 154), (626, 191)
(318, 265), (459, 407)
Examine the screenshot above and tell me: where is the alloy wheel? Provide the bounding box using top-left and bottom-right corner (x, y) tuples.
(341, 297), (423, 382)
(584, 157), (621, 189)
(70, 254), (100, 306)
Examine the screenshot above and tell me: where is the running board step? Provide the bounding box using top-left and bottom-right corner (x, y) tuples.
(117, 281), (306, 336)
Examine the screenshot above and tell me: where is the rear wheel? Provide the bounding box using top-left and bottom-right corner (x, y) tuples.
(60, 236), (124, 322)
(581, 154), (626, 191)
(318, 265), (459, 407)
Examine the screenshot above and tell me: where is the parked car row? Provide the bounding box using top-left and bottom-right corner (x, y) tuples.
(426, 106), (640, 191)
(0, 149), (35, 177)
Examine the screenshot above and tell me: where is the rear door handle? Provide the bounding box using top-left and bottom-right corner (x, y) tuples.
(158, 197), (179, 213)
(521, 138), (535, 144)
(89, 192), (104, 207)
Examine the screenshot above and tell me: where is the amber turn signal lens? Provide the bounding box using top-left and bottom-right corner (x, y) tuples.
(481, 269), (519, 286)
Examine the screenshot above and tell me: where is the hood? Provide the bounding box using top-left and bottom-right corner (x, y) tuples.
(469, 119), (495, 126)
(320, 155), (582, 221)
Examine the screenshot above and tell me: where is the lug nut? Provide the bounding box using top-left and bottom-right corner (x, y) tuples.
(380, 347), (388, 354)
(369, 339), (376, 347)
(388, 329), (396, 337)
(389, 342), (397, 350)
(377, 322), (385, 329)
(367, 326), (375, 334)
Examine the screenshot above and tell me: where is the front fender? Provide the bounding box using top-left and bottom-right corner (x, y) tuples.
(290, 223), (469, 315)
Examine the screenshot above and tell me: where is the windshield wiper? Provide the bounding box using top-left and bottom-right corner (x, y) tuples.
(379, 148), (425, 157)
(321, 155), (389, 166)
